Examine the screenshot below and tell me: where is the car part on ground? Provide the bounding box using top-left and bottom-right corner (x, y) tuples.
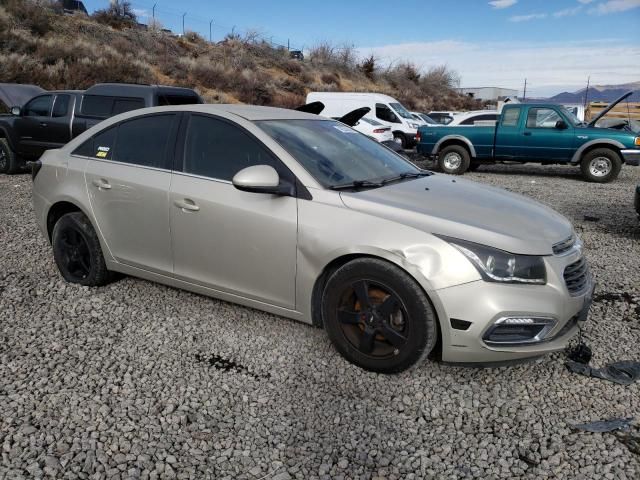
(32, 104), (594, 372)
(566, 360), (640, 385)
(572, 418), (634, 433)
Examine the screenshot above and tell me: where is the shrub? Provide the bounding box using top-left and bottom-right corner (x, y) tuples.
(93, 0), (137, 30)
(359, 55), (376, 80)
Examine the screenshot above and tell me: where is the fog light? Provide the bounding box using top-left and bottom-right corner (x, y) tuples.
(483, 316), (556, 345)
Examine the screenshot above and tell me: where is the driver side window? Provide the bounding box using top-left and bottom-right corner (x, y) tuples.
(23, 95), (53, 117)
(376, 103), (400, 123)
(526, 108), (562, 129)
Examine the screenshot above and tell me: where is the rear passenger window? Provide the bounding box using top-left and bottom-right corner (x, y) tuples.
(183, 115), (279, 181)
(502, 108), (521, 127)
(113, 114), (175, 168)
(81, 95), (145, 118)
(52, 95), (70, 117)
(460, 114), (498, 125)
(92, 126), (117, 160)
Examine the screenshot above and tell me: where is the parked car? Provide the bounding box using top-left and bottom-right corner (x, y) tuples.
(413, 112), (439, 125)
(32, 104), (594, 372)
(448, 110), (499, 126)
(427, 111), (457, 125)
(306, 92), (421, 148)
(0, 83), (202, 173)
(289, 50), (304, 61)
(352, 116), (394, 143)
(409, 112), (428, 126)
(417, 95), (640, 181)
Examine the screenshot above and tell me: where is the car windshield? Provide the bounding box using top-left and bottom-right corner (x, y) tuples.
(389, 102), (414, 120)
(257, 119), (420, 188)
(561, 106), (582, 125)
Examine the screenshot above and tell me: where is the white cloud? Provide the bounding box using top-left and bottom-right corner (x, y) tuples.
(590, 0), (640, 14)
(356, 39), (640, 97)
(509, 13), (547, 22)
(132, 8), (149, 18)
(553, 6), (583, 17)
(488, 0), (517, 9)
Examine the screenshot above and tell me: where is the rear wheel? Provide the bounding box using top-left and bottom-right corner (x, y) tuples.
(0, 138), (20, 174)
(393, 133), (407, 149)
(438, 145), (470, 175)
(322, 258), (438, 373)
(52, 212), (113, 286)
(580, 148), (621, 183)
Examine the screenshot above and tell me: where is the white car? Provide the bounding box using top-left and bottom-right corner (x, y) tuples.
(353, 117), (394, 143)
(448, 110), (499, 126)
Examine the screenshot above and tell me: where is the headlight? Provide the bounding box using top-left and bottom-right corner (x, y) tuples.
(409, 123), (420, 129)
(440, 236), (547, 284)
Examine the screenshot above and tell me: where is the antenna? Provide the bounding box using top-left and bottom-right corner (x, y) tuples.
(522, 78), (527, 101)
(583, 76), (590, 110)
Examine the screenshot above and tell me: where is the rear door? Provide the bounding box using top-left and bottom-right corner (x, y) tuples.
(518, 107), (575, 161)
(169, 114), (298, 309)
(15, 94), (53, 156)
(84, 113), (179, 273)
(45, 94), (74, 147)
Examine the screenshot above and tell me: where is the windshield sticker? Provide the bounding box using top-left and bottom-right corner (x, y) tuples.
(333, 125), (356, 133)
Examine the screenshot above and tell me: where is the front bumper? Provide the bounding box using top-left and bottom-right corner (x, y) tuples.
(621, 149), (640, 166)
(432, 250), (594, 363)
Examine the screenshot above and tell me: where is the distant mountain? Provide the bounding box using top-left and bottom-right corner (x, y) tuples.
(547, 82), (640, 103)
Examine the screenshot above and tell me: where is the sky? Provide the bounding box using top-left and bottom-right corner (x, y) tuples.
(82, 0), (640, 97)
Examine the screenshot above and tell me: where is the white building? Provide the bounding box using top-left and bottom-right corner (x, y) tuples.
(459, 87), (519, 101)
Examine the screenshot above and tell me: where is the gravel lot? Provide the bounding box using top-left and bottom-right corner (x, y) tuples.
(1, 163), (639, 480)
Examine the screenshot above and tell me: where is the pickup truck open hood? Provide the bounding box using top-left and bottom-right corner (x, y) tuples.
(0, 83), (45, 108)
(588, 90), (633, 126)
(340, 175), (573, 255)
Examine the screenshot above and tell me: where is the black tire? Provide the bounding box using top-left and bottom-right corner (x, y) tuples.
(580, 148), (622, 183)
(52, 212), (113, 286)
(438, 145), (470, 175)
(468, 161), (481, 172)
(393, 133), (407, 149)
(322, 258), (438, 373)
(0, 138), (21, 174)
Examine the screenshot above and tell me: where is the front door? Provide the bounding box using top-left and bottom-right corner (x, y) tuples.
(518, 107), (574, 161)
(15, 94), (53, 157)
(84, 113), (178, 273)
(169, 114), (298, 309)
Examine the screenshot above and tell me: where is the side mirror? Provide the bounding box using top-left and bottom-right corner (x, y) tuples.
(555, 119), (568, 129)
(10, 106), (21, 116)
(232, 165), (294, 196)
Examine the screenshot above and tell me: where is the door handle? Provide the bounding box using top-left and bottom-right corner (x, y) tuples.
(174, 199), (200, 212)
(91, 179), (112, 190)
(523, 131), (532, 136)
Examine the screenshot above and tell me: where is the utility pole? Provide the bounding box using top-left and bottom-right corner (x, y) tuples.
(182, 12), (186, 35)
(209, 19), (213, 42)
(287, 39), (290, 51)
(583, 76), (590, 110)
(522, 78), (527, 101)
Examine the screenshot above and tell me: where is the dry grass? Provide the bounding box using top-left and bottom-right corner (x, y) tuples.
(0, 0), (480, 111)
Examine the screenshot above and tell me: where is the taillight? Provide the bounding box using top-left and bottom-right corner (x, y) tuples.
(416, 131), (421, 143)
(373, 128), (388, 133)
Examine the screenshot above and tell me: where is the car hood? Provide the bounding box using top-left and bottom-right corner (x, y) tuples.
(339, 175), (573, 255)
(0, 83), (45, 108)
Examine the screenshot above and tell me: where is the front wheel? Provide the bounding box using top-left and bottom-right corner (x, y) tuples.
(322, 258), (438, 373)
(52, 212), (113, 286)
(0, 138), (21, 174)
(393, 133), (407, 149)
(580, 148), (621, 183)
(438, 145), (470, 175)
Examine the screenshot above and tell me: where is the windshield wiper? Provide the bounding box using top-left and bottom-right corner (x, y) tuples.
(380, 171), (432, 185)
(329, 180), (384, 190)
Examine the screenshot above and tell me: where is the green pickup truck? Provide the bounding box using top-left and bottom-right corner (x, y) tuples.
(416, 92), (640, 182)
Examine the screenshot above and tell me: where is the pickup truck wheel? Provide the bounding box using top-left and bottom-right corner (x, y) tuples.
(580, 148), (621, 183)
(0, 138), (20, 175)
(438, 145), (470, 175)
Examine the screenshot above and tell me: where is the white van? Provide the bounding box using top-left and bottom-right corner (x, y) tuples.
(306, 92), (421, 148)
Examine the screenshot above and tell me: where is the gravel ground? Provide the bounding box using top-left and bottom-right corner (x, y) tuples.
(1, 162), (639, 480)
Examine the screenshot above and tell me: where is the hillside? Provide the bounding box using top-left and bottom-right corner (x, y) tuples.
(548, 81), (640, 103)
(0, 0), (479, 112)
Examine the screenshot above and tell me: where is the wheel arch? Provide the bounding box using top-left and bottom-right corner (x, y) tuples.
(46, 201), (89, 242)
(571, 139), (625, 164)
(0, 126), (17, 151)
(434, 136), (476, 158)
(310, 252), (441, 333)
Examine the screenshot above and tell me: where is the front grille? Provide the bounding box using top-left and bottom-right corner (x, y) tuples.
(553, 235), (575, 255)
(563, 257), (590, 295)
